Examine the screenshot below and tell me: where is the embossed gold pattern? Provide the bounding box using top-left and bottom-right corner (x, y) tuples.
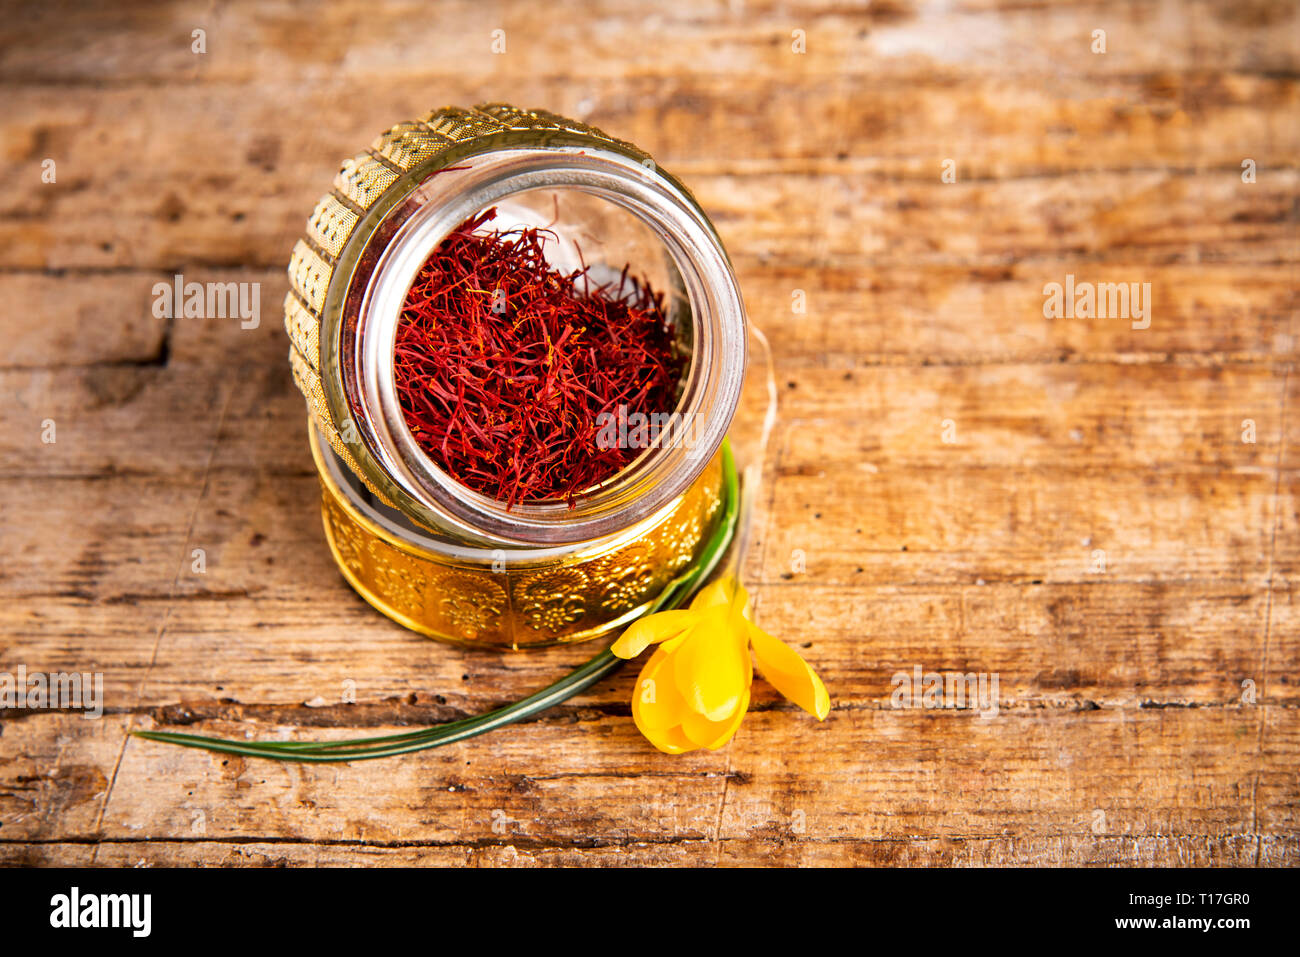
(311, 427), (724, 650)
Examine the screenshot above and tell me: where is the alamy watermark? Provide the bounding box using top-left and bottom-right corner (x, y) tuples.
(595, 403), (705, 450)
(1043, 274), (1151, 330)
(50, 887), (150, 937)
(0, 665), (103, 718)
(152, 273), (260, 328)
(890, 665), (999, 719)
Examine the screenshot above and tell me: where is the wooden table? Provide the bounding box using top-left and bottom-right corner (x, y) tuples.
(1, 0), (1295, 867)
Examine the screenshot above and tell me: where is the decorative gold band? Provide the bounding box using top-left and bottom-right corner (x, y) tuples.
(309, 425), (725, 650)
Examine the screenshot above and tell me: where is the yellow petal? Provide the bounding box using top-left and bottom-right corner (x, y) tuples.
(660, 629), (693, 655)
(640, 723), (697, 755)
(726, 578), (751, 635)
(748, 622), (831, 720)
(730, 580), (751, 619)
(673, 606), (751, 722)
(681, 687), (750, 750)
(611, 610), (698, 659)
(689, 576), (734, 612)
(631, 647), (687, 732)
(721, 584), (755, 686)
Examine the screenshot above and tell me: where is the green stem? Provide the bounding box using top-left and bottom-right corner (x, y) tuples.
(133, 440), (740, 763)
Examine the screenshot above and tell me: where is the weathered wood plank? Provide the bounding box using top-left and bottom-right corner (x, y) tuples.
(2, 260), (1293, 383)
(4, 71), (1298, 177)
(28, 708), (1289, 846)
(762, 428), (1295, 584)
(0, 273), (169, 369)
(1, 74), (1296, 270)
(5, 575), (1291, 847)
(3, 833), (1294, 867)
(741, 263), (1298, 363)
(2, 151), (1293, 272)
(3, 580), (1281, 713)
(0, 715), (130, 844)
(0, 356), (1287, 480)
(1, 0), (1296, 85)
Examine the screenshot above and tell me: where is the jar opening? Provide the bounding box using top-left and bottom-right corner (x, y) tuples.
(390, 187), (694, 508)
(346, 145), (745, 545)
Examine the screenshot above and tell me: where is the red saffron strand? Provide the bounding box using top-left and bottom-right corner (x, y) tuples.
(394, 207), (682, 508)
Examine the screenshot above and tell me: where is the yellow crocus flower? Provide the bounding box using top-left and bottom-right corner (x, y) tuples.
(611, 575), (830, 754)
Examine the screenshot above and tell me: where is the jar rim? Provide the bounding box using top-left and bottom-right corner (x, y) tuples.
(326, 138), (746, 546)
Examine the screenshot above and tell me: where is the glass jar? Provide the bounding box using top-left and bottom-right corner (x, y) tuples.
(285, 104), (748, 648)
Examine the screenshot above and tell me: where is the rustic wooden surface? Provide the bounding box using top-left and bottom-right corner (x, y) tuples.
(0, 0), (1296, 867)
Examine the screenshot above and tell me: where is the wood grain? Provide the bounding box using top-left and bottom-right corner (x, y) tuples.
(0, 0), (1295, 867)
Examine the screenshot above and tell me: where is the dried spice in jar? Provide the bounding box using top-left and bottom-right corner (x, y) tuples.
(285, 104), (747, 648)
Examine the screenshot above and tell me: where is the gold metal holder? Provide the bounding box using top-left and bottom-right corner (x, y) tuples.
(310, 425), (724, 650)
